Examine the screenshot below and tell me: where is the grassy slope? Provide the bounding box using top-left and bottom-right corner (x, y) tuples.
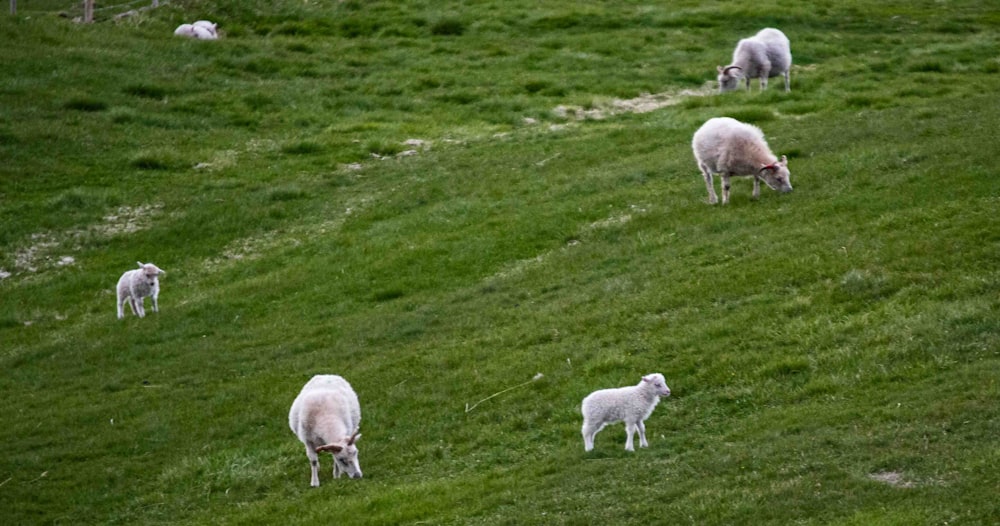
(1, 0), (999, 524)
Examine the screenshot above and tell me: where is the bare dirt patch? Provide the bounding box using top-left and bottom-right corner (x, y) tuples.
(2, 203), (163, 279)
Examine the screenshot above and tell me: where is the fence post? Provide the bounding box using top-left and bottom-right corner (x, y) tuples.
(83, 0), (94, 23)
(10, 0), (16, 15)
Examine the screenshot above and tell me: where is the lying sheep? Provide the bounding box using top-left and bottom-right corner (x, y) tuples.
(173, 24), (197, 38)
(717, 28), (791, 93)
(581, 373), (671, 452)
(289, 375), (363, 487)
(692, 117), (793, 205)
(192, 20), (218, 38)
(174, 21), (218, 40)
(116, 261), (164, 319)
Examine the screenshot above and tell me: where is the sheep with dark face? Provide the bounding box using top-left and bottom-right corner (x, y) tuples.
(717, 28), (792, 93)
(692, 117), (793, 205)
(116, 261), (164, 319)
(289, 375), (363, 487)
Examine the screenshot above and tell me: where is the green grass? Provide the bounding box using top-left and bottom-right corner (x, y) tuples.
(2, 0), (999, 524)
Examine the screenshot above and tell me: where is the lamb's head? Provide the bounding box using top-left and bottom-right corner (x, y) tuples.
(316, 429), (363, 479)
(641, 374), (671, 397)
(136, 262), (165, 287)
(758, 155), (793, 194)
(717, 65), (743, 92)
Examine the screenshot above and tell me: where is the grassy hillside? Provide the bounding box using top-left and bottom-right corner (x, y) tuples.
(2, 1), (998, 524)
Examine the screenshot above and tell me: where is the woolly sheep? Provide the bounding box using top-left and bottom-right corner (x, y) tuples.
(717, 28), (792, 93)
(116, 261), (164, 319)
(581, 373), (671, 452)
(289, 375), (363, 487)
(692, 117), (793, 205)
(192, 20), (218, 38)
(173, 24), (197, 38)
(174, 21), (218, 40)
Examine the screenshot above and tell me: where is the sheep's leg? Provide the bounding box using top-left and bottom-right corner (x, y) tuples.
(699, 163), (718, 205)
(134, 298), (146, 318)
(638, 420), (649, 448)
(721, 174), (732, 205)
(752, 175), (761, 200)
(783, 70), (790, 92)
(117, 295), (126, 319)
(624, 422), (637, 451)
(306, 447), (321, 487)
(581, 420), (604, 452)
(151, 289), (159, 314)
(333, 461), (342, 479)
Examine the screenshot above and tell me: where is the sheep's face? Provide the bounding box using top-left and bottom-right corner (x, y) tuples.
(333, 444), (363, 479)
(759, 156), (793, 193)
(138, 263), (164, 287)
(642, 374), (672, 397)
(717, 66), (742, 92)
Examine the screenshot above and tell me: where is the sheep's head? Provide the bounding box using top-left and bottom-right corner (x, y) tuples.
(137, 262), (165, 286)
(641, 374), (671, 397)
(316, 429), (363, 479)
(717, 65), (743, 92)
(758, 155), (793, 194)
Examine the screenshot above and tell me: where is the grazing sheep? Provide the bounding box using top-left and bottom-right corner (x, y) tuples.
(289, 375), (363, 487)
(116, 261), (164, 319)
(692, 117), (793, 205)
(717, 28), (792, 93)
(581, 373), (671, 452)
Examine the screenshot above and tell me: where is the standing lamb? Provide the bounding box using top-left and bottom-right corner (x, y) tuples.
(717, 28), (792, 93)
(289, 375), (363, 487)
(116, 261), (164, 319)
(692, 117), (793, 205)
(581, 373), (671, 452)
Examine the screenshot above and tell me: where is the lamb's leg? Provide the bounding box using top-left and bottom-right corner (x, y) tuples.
(783, 70), (790, 92)
(117, 295), (126, 319)
(582, 419), (604, 452)
(306, 447), (321, 487)
(624, 422), (637, 451)
(134, 297), (146, 318)
(753, 175), (761, 200)
(638, 420), (649, 448)
(151, 289), (159, 314)
(721, 174), (732, 205)
(699, 163), (718, 205)
(333, 460), (342, 479)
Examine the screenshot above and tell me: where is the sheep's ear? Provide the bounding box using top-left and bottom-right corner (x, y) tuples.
(642, 375), (651, 383)
(137, 261), (144, 268)
(316, 444), (343, 454)
(350, 433), (361, 445)
(717, 65), (724, 73)
(780, 155), (788, 165)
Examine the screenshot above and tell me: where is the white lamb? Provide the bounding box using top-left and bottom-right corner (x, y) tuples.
(174, 21), (218, 40)
(173, 24), (197, 38)
(581, 373), (671, 452)
(116, 262), (164, 319)
(192, 20), (218, 38)
(692, 117), (793, 205)
(289, 375), (363, 487)
(717, 28), (792, 93)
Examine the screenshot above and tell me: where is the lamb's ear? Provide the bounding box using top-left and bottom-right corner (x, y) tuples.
(642, 375), (651, 383)
(137, 261), (144, 268)
(780, 155), (788, 165)
(349, 433), (361, 445)
(717, 65), (724, 73)
(316, 444), (343, 454)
